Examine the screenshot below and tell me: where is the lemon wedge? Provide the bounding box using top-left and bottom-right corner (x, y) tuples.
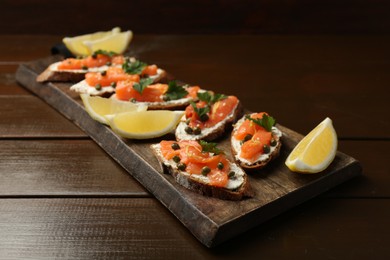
(83, 30), (133, 55)
(63, 27), (121, 56)
(285, 117), (338, 173)
(80, 94), (147, 125)
(106, 110), (184, 139)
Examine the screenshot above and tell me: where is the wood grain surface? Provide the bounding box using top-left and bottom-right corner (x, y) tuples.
(0, 34), (389, 258)
(0, 140), (148, 197)
(15, 55), (361, 247)
(0, 198), (389, 259)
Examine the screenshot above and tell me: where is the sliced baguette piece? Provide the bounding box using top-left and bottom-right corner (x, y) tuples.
(151, 142), (254, 200)
(231, 113), (282, 170)
(175, 97), (243, 142)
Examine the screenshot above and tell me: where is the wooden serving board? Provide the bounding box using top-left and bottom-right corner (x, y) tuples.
(15, 56), (362, 248)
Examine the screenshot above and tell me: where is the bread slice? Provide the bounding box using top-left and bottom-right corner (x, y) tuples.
(36, 57), (166, 84)
(69, 68), (167, 97)
(151, 142), (254, 200)
(109, 96), (193, 110)
(175, 99), (243, 142)
(36, 59), (128, 83)
(36, 61), (91, 82)
(231, 114), (282, 170)
(110, 86), (204, 110)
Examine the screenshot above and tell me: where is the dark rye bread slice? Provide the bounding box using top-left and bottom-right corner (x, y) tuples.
(37, 59), (167, 84)
(36, 62), (86, 82)
(175, 100), (243, 142)
(37, 57), (135, 83)
(141, 99), (195, 110)
(150, 143), (254, 201)
(232, 140), (282, 170)
(68, 69), (168, 97)
(109, 86), (206, 110)
(109, 96), (196, 110)
(230, 114), (282, 170)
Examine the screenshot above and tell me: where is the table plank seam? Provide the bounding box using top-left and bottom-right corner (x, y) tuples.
(0, 194), (153, 199)
(0, 136), (90, 141)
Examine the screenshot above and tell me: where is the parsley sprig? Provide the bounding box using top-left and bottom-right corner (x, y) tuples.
(122, 60), (147, 75)
(164, 81), (188, 101)
(133, 78), (154, 94)
(190, 101), (210, 122)
(245, 114), (276, 132)
(200, 140), (223, 155)
(190, 91), (228, 121)
(92, 50), (118, 57)
(197, 91), (227, 104)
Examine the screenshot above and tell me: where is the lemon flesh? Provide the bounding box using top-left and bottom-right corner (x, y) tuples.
(285, 117), (338, 173)
(63, 27), (120, 56)
(107, 110), (184, 139)
(63, 27), (132, 56)
(80, 94), (147, 125)
(84, 30), (133, 55)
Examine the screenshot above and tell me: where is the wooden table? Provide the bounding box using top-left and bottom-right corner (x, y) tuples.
(0, 34), (389, 259)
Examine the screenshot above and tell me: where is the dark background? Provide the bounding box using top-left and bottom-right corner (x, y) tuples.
(1, 0), (390, 35)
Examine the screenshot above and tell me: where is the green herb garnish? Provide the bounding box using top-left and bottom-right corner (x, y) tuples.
(122, 60), (147, 75)
(189, 92), (227, 122)
(190, 101), (210, 122)
(133, 78), (154, 94)
(92, 49), (118, 57)
(197, 91), (227, 104)
(164, 81), (189, 100)
(199, 140), (223, 155)
(245, 114), (276, 132)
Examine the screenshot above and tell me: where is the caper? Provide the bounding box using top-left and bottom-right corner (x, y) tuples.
(263, 144), (270, 154)
(217, 162), (224, 170)
(130, 98), (137, 103)
(200, 113), (209, 122)
(201, 166), (211, 176)
(106, 61), (112, 66)
(172, 155), (181, 163)
(244, 134), (253, 142)
(92, 53), (97, 59)
(101, 70), (107, 76)
(185, 119), (191, 125)
(81, 65), (88, 70)
(171, 143), (180, 150)
(185, 126), (193, 134)
(193, 127), (201, 135)
(95, 84), (102, 90)
(228, 171), (235, 179)
(111, 82), (117, 88)
(270, 139), (277, 147)
(177, 162), (186, 171)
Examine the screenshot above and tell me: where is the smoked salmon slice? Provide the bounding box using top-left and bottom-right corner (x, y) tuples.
(57, 53), (124, 70)
(85, 67), (140, 87)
